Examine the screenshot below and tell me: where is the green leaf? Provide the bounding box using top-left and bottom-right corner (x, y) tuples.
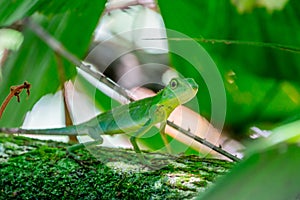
(157, 0), (300, 126)
(247, 120), (300, 154)
(197, 143), (300, 200)
(0, 1), (106, 126)
(198, 118), (300, 199)
(0, 0), (38, 26)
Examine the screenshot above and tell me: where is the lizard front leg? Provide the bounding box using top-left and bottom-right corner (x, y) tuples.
(129, 104), (171, 167)
(150, 105), (172, 154)
(129, 119), (154, 166)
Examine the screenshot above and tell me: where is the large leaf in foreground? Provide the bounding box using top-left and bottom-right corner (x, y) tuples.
(198, 119), (300, 200)
(198, 143), (300, 200)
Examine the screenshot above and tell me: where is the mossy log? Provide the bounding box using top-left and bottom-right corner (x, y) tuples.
(0, 135), (234, 199)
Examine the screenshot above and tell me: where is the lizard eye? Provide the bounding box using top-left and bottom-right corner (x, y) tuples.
(170, 79), (178, 89)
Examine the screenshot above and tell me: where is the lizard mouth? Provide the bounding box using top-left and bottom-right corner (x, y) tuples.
(186, 78), (198, 91)
(175, 78), (198, 104)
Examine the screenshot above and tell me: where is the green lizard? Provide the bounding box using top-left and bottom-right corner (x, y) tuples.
(0, 77), (198, 163)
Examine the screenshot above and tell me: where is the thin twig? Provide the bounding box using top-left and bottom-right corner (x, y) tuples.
(0, 81), (31, 119)
(144, 37), (300, 55)
(167, 121), (240, 161)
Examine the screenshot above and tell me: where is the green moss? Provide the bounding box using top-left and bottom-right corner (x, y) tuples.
(0, 135), (234, 199)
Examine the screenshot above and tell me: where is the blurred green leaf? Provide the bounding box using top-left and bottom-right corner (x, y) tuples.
(0, 0), (106, 126)
(198, 118), (300, 199)
(247, 120), (300, 154)
(0, 0), (38, 26)
(158, 0), (300, 127)
(197, 142), (300, 200)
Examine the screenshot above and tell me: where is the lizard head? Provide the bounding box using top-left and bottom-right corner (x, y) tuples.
(162, 77), (198, 105)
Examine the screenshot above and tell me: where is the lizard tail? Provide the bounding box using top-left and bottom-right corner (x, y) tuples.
(0, 126), (82, 136)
